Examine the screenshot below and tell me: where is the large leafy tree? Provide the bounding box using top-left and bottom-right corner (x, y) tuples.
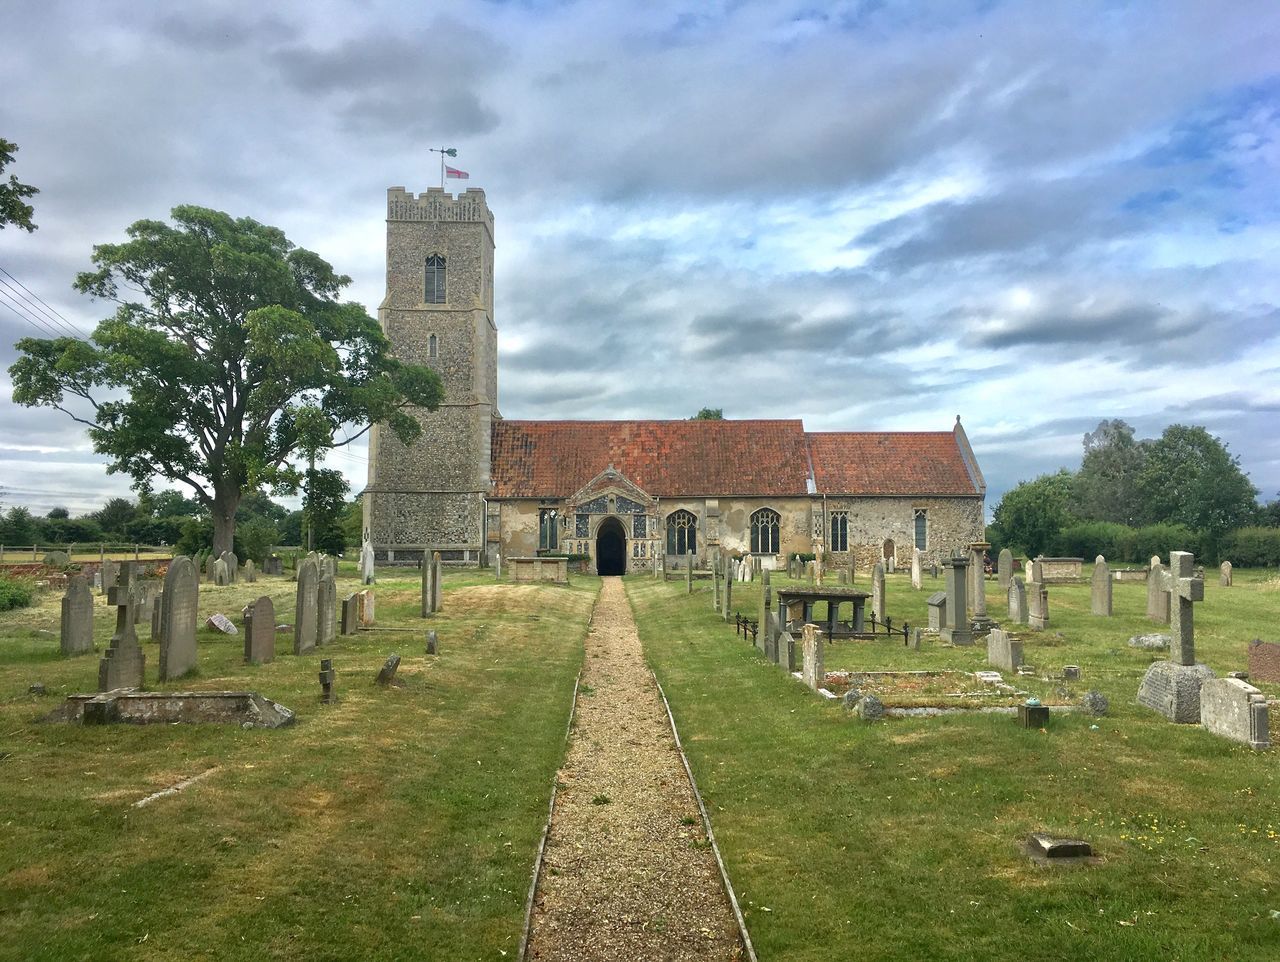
(989, 469), (1077, 556)
(0, 138), (38, 232)
(10, 205), (442, 554)
(1136, 424), (1256, 539)
(1071, 418), (1148, 525)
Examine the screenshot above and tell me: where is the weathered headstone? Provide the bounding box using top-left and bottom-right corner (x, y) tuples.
(858, 694), (885, 721)
(926, 590), (946, 631)
(360, 536), (376, 585)
(686, 556), (693, 594)
(800, 624), (824, 692)
(1026, 560), (1049, 630)
(244, 595), (276, 665)
(375, 653), (403, 687)
(60, 576), (94, 656)
(158, 556), (199, 681)
(1200, 677), (1269, 749)
(910, 548), (922, 590)
(98, 562), (145, 691)
(940, 553), (972, 645)
(987, 627), (1024, 672)
(426, 630), (438, 655)
(1008, 576), (1028, 625)
(997, 548), (1013, 590)
(221, 550), (238, 583)
(264, 554), (283, 576)
(1219, 560), (1232, 587)
(421, 553), (435, 616)
(1090, 555), (1112, 616)
(1147, 556), (1170, 623)
(100, 558), (119, 596)
(319, 658), (336, 704)
(213, 558), (229, 587)
(294, 556), (319, 655)
(777, 630), (796, 672)
(712, 556), (722, 612)
(317, 573), (337, 646)
(244, 559), (256, 583)
(1137, 551), (1213, 722)
(871, 562), (886, 622)
(723, 562), (734, 621)
(341, 594), (359, 635)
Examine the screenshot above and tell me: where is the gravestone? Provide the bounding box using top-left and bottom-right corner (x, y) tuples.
(1146, 556), (1170, 623)
(987, 627), (1024, 672)
(777, 630), (796, 672)
(759, 583), (773, 651)
(214, 558), (229, 586)
(1026, 560), (1049, 630)
(264, 554), (283, 576)
(426, 630), (438, 655)
(940, 553), (972, 646)
(294, 556), (319, 655)
(375, 654), (403, 687)
(1200, 677), (1269, 749)
(98, 562), (145, 691)
(426, 551), (443, 613)
(60, 576), (94, 656)
(800, 624), (824, 692)
(319, 658), (336, 704)
(341, 594), (359, 635)
(355, 589), (375, 626)
(997, 548), (1013, 590)
(360, 536), (376, 585)
(317, 573), (337, 646)
(968, 542), (995, 632)
(887, 555), (896, 574)
(421, 552), (435, 616)
(1219, 560), (1232, 587)
(1090, 555), (1112, 616)
(926, 590), (946, 631)
(100, 558), (119, 596)
(1137, 551), (1214, 723)
(686, 557), (693, 594)
(723, 562), (734, 621)
(1247, 639), (1280, 683)
(911, 548), (922, 590)
(712, 557), (722, 612)
(150, 593), (163, 641)
(221, 550), (238, 583)
(871, 562), (886, 622)
(158, 556), (199, 681)
(1008, 577), (1028, 625)
(244, 559), (256, 583)
(244, 595), (276, 665)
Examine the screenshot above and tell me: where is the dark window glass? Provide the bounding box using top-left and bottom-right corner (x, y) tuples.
(425, 254), (446, 304)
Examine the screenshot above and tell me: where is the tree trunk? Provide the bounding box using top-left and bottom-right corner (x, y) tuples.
(211, 485), (240, 557)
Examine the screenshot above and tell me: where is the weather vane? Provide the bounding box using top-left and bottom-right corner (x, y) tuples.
(429, 147), (469, 190)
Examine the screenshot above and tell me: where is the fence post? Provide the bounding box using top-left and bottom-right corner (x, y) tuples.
(32, 544), (38, 561)
(134, 543), (139, 562)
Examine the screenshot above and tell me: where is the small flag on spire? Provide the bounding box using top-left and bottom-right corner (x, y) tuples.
(444, 165), (470, 180)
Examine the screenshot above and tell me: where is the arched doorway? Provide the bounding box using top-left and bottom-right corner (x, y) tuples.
(596, 518), (627, 576)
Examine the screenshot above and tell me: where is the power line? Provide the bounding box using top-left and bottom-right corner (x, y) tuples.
(0, 264), (87, 339)
(0, 284), (68, 340)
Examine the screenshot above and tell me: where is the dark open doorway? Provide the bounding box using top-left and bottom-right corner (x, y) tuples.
(596, 517), (627, 576)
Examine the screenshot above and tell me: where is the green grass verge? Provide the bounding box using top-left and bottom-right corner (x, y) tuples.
(627, 567), (1280, 962)
(0, 565), (598, 961)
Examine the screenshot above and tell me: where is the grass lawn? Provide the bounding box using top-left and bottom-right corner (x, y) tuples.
(0, 564), (598, 961)
(627, 566), (1280, 962)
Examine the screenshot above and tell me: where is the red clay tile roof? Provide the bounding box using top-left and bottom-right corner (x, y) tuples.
(490, 420), (811, 498)
(806, 431), (981, 496)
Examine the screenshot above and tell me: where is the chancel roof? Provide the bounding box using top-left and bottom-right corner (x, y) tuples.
(490, 419), (984, 499)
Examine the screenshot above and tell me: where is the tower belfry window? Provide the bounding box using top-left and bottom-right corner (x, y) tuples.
(424, 254), (446, 304)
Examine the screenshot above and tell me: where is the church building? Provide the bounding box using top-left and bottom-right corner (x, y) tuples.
(363, 187), (986, 573)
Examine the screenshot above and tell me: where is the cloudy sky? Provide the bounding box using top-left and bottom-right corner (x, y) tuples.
(1, 0), (1278, 517)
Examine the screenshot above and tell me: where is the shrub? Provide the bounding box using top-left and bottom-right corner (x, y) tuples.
(175, 518), (214, 557)
(1220, 527), (1280, 567)
(1050, 522), (1134, 561)
(0, 576), (34, 612)
(1128, 523), (1203, 564)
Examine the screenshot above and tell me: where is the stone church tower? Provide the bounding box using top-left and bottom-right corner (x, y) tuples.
(363, 187), (497, 561)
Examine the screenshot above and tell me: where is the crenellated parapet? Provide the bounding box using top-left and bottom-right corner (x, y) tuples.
(386, 187), (494, 239)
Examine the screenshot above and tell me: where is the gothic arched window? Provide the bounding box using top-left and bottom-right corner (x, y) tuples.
(830, 511), (848, 552)
(666, 509), (697, 555)
(428, 334), (438, 358)
(750, 508), (780, 554)
(424, 254), (446, 304)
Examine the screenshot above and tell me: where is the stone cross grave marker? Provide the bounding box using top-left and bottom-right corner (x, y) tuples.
(98, 562), (145, 691)
(1219, 560), (1232, 587)
(244, 595), (276, 665)
(940, 553), (972, 646)
(1091, 555), (1112, 616)
(871, 562), (886, 622)
(294, 556), (319, 655)
(1162, 551), (1204, 667)
(997, 548), (1013, 590)
(800, 623), (824, 692)
(317, 573), (337, 646)
(158, 556), (198, 681)
(1147, 556), (1170, 623)
(60, 575), (94, 656)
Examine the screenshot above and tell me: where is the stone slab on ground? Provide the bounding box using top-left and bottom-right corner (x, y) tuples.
(45, 690), (295, 728)
(1200, 677), (1270, 749)
(1137, 661), (1217, 723)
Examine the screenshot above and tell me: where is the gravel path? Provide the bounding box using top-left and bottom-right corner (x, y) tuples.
(526, 577), (742, 962)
